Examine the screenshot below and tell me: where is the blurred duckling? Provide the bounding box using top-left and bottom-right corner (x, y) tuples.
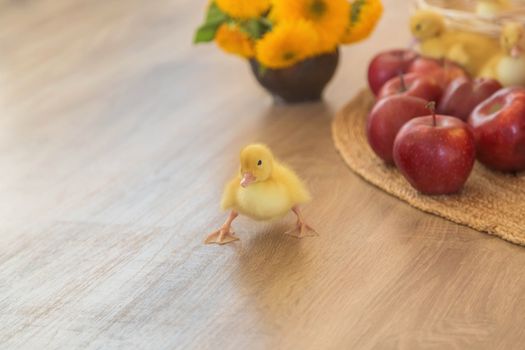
(476, 0), (510, 16)
(410, 10), (499, 76)
(410, 10), (447, 58)
(205, 144), (316, 245)
(481, 22), (525, 86)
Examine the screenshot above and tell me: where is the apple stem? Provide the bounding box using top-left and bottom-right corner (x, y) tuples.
(398, 71), (407, 92)
(426, 101), (437, 127)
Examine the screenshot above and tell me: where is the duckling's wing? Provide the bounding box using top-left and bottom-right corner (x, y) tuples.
(275, 162), (311, 205)
(220, 176), (240, 210)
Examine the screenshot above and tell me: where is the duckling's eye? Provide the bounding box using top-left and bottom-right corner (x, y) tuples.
(416, 24), (422, 31)
(257, 160), (262, 166)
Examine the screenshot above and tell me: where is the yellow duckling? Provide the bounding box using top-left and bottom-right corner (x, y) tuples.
(481, 22), (525, 86)
(476, 0), (510, 16)
(205, 144), (316, 245)
(410, 10), (500, 76)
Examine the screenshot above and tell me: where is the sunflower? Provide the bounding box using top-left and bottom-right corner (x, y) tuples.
(255, 20), (319, 69)
(215, 24), (255, 58)
(341, 0), (383, 44)
(272, 0), (350, 53)
(215, 0), (271, 19)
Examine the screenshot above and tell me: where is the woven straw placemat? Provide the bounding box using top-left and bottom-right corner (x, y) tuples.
(332, 88), (525, 246)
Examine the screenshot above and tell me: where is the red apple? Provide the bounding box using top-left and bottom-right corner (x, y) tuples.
(408, 57), (468, 88)
(468, 87), (525, 172)
(393, 103), (476, 194)
(368, 49), (418, 96)
(438, 77), (502, 121)
(367, 95), (430, 164)
(377, 72), (443, 102)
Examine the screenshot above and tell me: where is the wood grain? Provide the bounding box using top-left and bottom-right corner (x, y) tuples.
(1, 0), (525, 349)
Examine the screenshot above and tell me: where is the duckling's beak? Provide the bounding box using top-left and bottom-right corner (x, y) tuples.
(409, 37), (420, 49)
(511, 46), (522, 58)
(240, 172), (256, 188)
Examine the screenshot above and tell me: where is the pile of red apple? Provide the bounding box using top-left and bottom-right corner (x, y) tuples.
(366, 49), (525, 195)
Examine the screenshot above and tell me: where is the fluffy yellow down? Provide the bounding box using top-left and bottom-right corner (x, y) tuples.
(221, 144), (311, 221)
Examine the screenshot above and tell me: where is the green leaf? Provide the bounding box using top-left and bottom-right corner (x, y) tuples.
(194, 23), (220, 43)
(257, 64), (267, 77)
(193, 2), (229, 44)
(240, 19), (271, 40)
(350, 0), (366, 24)
(260, 17), (273, 29)
(206, 2), (228, 23)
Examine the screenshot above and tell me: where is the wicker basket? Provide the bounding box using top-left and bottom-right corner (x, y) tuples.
(414, 0), (525, 37)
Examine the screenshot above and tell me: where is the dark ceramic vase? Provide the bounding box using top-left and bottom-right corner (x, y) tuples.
(249, 49), (339, 104)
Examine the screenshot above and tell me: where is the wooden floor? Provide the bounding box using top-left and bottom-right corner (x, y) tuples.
(1, 0), (525, 349)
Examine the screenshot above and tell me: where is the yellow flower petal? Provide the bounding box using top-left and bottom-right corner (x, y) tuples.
(216, 0), (271, 19)
(255, 20), (319, 69)
(215, 23), (255, 58)
(272, 0), (350, 54)
(341, 0), (383, 44)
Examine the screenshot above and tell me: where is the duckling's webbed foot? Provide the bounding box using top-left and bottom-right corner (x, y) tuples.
(205, 229), (239, 244)
(285, 222), (318, 238)
(204, 211), (240, 245)
(285, 206), (318, 239)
